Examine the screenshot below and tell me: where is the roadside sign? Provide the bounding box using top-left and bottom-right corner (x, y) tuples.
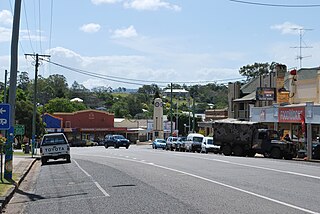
(0, 104), (10, 130)
(14, 124), (25, 136)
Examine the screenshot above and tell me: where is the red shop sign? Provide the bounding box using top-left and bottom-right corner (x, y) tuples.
(279, 107), (305, 123)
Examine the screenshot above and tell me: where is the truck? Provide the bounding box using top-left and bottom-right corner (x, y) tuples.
(40, 133), (71, 165)
(213, 119), (297, 159)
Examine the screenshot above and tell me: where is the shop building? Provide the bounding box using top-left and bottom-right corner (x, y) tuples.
(228, 66), (320, 158)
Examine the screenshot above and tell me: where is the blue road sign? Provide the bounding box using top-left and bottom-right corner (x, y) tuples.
(0, 104), (10, 130)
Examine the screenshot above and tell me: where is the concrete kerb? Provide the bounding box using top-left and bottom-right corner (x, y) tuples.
(0, 156), (39, 212)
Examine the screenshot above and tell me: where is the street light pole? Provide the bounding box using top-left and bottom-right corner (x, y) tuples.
(6, 0), (22, 180)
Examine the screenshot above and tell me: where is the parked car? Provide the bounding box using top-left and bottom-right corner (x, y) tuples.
(85, 139), (98, 146)
(176, 136), (187, 152)
(152, 139), (166, 149)
(184, 133), (204, 152)
(201, 136), (220, 154)
(40, 133), (71, 165)
(166, 136), (178, 151)
(104, 135), (130, 149)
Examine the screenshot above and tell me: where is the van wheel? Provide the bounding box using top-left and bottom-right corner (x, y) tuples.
(222, 145), (232, 156)
(271, 148), (282, 159)
(233, 145), (243, 156)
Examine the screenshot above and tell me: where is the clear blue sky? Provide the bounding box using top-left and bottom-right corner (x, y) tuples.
(1, 0), (319, 89)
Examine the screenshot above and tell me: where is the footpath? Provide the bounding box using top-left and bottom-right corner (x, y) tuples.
(0, 150), (40, 211)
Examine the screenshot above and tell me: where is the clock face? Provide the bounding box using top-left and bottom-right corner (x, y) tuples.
(155, 101), (162, 107)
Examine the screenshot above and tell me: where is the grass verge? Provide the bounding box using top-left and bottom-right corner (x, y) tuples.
(0, 173), (19, 196)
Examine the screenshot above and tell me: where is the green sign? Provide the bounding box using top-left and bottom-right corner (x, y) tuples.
(14, 124), (25, 136)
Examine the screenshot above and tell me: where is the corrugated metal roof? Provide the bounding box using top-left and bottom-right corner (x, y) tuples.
(233, 91), (256, 102)
(297, 67), (320, 80)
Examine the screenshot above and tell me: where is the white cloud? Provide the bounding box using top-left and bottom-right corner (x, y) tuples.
(0, 27), (11, 42)
(124, 0), (181, 11)
(111, 25), (138, 38)
(0, 10), (13, 26)
(80, 23), (101, 33)
(271, 22), (303, 35)
(91, 0), (122, 5)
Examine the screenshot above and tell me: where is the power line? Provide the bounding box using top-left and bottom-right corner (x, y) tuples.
(23, 0), (35, 53)
(38, 0), (43, 53)
(229, 0), (320, 7)
(43, 59), (245, 86)
(49, 0), (53, 53)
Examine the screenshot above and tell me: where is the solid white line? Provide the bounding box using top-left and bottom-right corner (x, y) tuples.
(74, 159), (91, 177)
(73, 160), (110, 197)
(74, 154), (319, 214)
(172, 153), (320, 180)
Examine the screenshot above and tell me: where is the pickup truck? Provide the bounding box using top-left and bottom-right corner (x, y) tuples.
(40, 133), (71, 165)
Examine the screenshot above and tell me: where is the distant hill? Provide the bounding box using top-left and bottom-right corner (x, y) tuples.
(112, 88), (138, 93)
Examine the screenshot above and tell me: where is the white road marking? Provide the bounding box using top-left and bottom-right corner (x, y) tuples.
(173, 153), (320, 180)
(73, 160), (110, 197)
(74, 154), (319, 214)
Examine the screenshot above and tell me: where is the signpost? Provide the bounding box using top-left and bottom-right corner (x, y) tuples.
(14, 124), (25, 136)
(0, 104), (12, 179)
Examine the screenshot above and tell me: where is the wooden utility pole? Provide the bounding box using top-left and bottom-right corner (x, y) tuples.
(25, 54), (50, 157)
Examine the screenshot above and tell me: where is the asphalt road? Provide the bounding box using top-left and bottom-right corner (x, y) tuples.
(4, 145), (320, 214)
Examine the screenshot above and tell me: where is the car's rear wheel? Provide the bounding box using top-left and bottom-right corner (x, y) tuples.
(66, 156), (71, 163)
(41, 157), (47, 165)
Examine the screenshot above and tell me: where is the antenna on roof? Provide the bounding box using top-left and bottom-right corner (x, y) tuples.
(290, 28), (313, 68)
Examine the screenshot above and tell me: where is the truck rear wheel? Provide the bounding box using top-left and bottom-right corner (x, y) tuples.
(271, 148), (282, 159)
(247, 150), (256, 157)
(233, 145), (243, 156)
(222, 145), (232, 156)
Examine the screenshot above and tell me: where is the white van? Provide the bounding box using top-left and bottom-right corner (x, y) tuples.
(185, 133), (204, 152)
(201, 136), (220, 154)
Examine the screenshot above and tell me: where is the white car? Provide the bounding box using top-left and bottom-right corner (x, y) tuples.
(40, 133), (71, 165)
(201, 136), (220, 154)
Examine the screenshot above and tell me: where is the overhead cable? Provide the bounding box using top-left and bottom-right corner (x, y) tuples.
(230, 0), (320, 7)
(43, 59), (245, 86)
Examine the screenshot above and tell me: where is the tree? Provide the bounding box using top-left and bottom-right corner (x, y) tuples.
(137, 84), (160, 95)
(17, 71), (30, 91)
(110, 99), (130, 118)
(15, 100), (45, 139)
(46, 74), (69, 98)
(239, 62), (278, 81)
(44, 98), (86, 113)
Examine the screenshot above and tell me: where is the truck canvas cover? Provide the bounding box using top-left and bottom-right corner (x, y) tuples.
(213, 119), (260, 145)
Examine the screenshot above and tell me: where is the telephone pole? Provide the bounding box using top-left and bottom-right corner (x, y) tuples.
(25, 53), (50, 157)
